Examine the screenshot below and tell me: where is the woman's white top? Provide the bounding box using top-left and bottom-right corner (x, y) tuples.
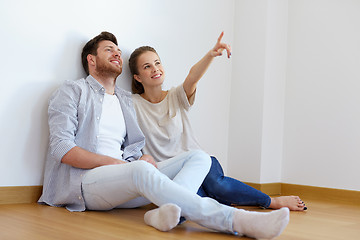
(97, 93), (126, 159)
(132, 84), (201, 162)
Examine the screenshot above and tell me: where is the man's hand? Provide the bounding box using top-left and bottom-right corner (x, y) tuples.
(140, 154), (158, 168)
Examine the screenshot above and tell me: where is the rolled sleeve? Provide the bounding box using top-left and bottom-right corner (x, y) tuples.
(48, 81), (80, 163)
(178, 84), (196, 111)
(51, 139), (77, 162)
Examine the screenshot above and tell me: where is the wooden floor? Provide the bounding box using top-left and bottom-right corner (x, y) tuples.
(0, 197), (359, 240)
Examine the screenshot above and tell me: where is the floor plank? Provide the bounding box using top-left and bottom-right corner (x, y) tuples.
(0, 197), (359, 239)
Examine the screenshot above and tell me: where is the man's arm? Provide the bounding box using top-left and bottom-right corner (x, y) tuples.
(61, 146), (126, 169)
(48, 81), (126, 169)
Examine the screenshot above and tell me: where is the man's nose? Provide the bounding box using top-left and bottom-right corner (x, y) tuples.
(113, 50), (121, 57)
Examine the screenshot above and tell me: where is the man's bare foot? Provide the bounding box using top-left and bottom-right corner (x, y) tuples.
(269, 196), (307, 211)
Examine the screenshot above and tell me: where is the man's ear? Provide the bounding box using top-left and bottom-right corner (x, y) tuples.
(134, 74), (142, 83)
(87, 54), (96, 67)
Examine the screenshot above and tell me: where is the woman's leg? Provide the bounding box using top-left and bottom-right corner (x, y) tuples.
(201, 156), (307, 210)
(200, 156), (271, 207)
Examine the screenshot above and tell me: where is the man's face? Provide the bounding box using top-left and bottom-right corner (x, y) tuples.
(94, 40), (123, 77)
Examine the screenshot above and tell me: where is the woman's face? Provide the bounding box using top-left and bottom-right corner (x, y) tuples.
(134, 51), (165, 89)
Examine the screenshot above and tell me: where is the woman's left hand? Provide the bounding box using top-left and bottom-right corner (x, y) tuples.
(210, 31), (232, 58)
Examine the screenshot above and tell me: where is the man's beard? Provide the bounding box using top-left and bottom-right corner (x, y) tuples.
(96, 59), (122, 78)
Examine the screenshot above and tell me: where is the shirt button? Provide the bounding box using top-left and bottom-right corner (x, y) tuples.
(100, 98), (103, 102)
(97, 117), (100, 120)
(78, 196), (82, 200)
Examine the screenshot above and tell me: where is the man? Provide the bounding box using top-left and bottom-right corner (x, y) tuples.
(38, 32), (290, 239)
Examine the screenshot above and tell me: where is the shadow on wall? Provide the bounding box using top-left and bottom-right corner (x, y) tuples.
(0, 31), (90, 186)
(0, 30), (137, 186)
(54, 31), (88, 83)
(0, 81), (53, 185)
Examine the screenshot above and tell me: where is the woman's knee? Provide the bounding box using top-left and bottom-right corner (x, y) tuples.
(210, 156), (224, 174)
(203, 156), (225, 184)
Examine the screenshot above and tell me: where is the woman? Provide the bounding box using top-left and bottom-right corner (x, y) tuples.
(129, 32), (307, 211)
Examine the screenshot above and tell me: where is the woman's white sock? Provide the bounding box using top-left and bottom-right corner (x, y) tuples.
(144, 203), (181, 232)
(233, 207), (290, 239)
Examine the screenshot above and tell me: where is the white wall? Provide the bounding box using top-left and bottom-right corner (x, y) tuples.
(283, 0), (360, 191)
(228, 0), (360, 191)
(1, 0), (359, 192)
(228, 0), (267, 183)
(0, 0), (234, 186)
(260, 0), (288, 183)
(228, 0), (288, 184)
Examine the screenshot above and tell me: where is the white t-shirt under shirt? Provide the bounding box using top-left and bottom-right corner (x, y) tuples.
(97, 93), (126, 160)
(132, 84), (201, 162)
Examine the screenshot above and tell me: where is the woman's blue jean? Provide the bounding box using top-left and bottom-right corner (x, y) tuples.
(197, 156), (271, 208)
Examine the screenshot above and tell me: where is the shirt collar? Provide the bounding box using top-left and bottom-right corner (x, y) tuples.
(86, 75), (122, 95)
(86, 75), (106, 94)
